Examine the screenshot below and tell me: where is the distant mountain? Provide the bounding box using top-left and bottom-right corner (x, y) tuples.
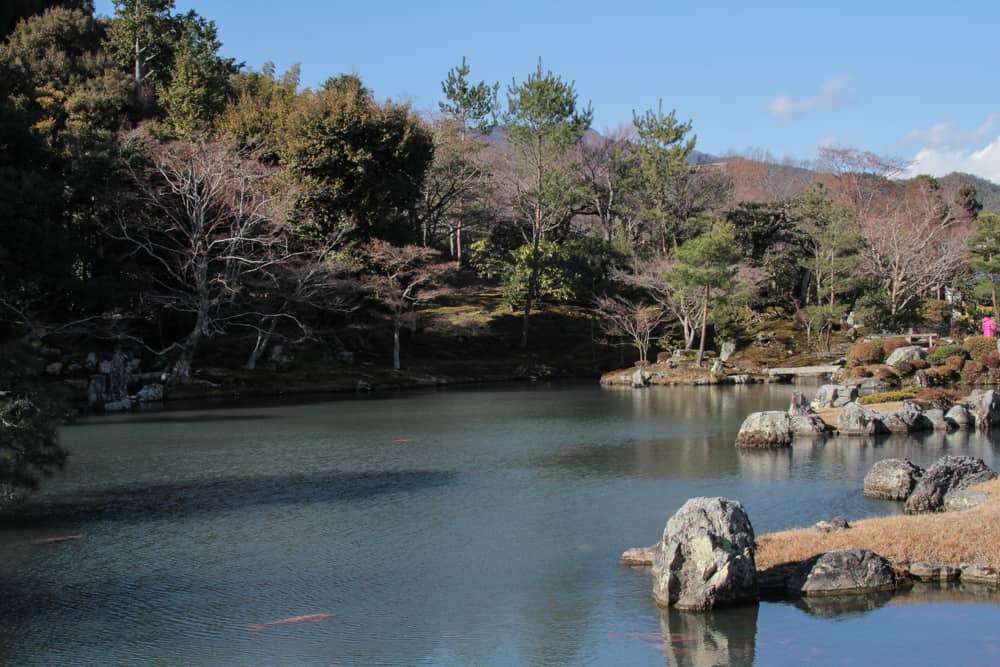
(937, 172), (1000, 215)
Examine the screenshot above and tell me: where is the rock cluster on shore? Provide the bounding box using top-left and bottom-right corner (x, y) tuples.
(864, 455), (997, 512)
(736, 386), (1000, 448)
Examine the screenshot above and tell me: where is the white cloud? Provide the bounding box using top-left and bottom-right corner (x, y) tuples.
(768, 75), (854, 118)
(905, 136), (1000, 183)
(902, 112), (999, 149)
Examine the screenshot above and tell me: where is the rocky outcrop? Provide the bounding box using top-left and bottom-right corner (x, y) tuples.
(923, 408), (950, 431)
(791, 414), (829, 437)
(879, 401), (926, 434)
(812, 516), (850, 533)
(946, 404), (973, 430)
(904, 456), (998, 513)
(960, 564), (998, 585)
(652, 497), (758, 610)
(735, 411), (793, 448)
(863, 459), (924, 500)
(720, 341), (736, 362)
(968, 389), (1000, 430)
(836, 402), (884, 436)
(789, 549), (896, 596)
(812, 384), (858, 409)
(631, 367), (650, 388)
(943, 489), (990, 512)
(908, 562), (960, 582)
(134, 383), (164, 403)
(620, 545), (659, 566)
(788, 391), (812, 417)
(885, 345), (927, 366)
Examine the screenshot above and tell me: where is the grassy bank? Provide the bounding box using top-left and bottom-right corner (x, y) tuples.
(757, 478), (1000, 570)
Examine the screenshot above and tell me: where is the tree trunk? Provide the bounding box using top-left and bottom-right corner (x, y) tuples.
(393, 324), (401, 370)
(244, 319), (277, 371)
(696, 285), (709, 366)
(456, 218), (463, 266)
(520, 236), (540, 351)
(134, 36), (144, 101)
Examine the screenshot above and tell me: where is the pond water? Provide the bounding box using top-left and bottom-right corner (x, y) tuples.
(3, 383), (1000, 666)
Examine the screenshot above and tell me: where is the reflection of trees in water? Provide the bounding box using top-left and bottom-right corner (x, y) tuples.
(657, 604), (758, 667)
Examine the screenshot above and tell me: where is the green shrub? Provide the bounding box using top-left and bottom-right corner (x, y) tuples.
(921, 298), (951, 323)
(946, 354), (967, 370)
(893, 360), (915, 375)
(858, 388), (919, 405)
(927, 345), (966, 366)
(847, 341), (884, 367)
(963, 335), (998, 361)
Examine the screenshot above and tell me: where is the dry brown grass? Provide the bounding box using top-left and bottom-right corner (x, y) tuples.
(756, 478), (1000, 570)
(813, 401), (906, 427)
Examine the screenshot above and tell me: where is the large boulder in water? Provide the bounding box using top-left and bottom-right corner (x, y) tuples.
(836, 402), (884, 436)
(968, 389), (1000, 430)
(863, 459), (924, 500)
(946, 404), (973, 430)
(788, 391), (812, 417)
(652, 497), (758, 610)
(789, 549), (896, 596)
(904, 455), (998, 513)
(735, 411), (793, 448)
(880, 401), (929, 434)
(631, 367), (650, 388)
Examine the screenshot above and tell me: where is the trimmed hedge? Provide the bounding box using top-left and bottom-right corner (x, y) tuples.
(847, 341), (884, 367)
(927, 345), (966, 366)
(858, 388), (919, 405)
(963, 335), (998, 361)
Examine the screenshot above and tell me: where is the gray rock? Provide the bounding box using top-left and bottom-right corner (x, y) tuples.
(84, 352), (98, 370)
(943, 489), (990, 512)
(134, 384), (164, 403)
(40, 347), (62, 360)
(98, 360), (112, 374)
(720, 341), (736, 362)
(620, 545), (659, 566)
(911, 369), (932, 388)
(710, 359), (724, 375)
(908, 562), (960, 582)
(837, 402), (884, 436)
(905, 455), (998, 513)
(67, 361), (81, 373)
(968, 389), (1000, 431)
(813, 516), (851, 532)
(63, 379), (89, 391)
(44, 362), (63, 376)
(336, 350), (355, 365)
(960, 563), (998, 585)
(880, 401), (929, 434)
(127, 356), (142, 372)
(107, 350), (129, 402)
(103, 398), (132, 412)
(885, 345), (927, 366)
(87, 374), (107, 409)
(946, 404), (973, 430)
(631, 367), (649, 388)
(652, 497), (758, 610)
(791, 549), (896, 596)
(791, 414), (829, 437)
(736, 411), (793, 448)
(788, 391), (812, 417)
(923, 408), (950, 431)
(863, 459), (924, 500)
(812, 384), (859, 409)
(728, 374), (754, 385)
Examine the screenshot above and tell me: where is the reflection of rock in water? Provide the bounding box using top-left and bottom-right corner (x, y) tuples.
(791, 590), (895, 618)
(658, 605), (758, 667)
(737, 448), (793, 482)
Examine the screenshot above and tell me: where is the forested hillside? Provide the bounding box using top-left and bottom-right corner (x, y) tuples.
(4, 0), (1000, 500)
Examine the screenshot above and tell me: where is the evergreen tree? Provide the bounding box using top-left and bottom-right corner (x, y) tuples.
(969, 211), (1000, 321)
(503, 59), (592, 349)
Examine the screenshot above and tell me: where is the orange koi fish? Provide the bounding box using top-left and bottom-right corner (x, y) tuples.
(31, 534), (84, 545)
(250, 613), (335, 631)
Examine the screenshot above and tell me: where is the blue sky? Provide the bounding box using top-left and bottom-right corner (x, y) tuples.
(94, 0), (1000, 181)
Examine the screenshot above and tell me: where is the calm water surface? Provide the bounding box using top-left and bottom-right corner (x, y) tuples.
(3, 383), (1000, 666)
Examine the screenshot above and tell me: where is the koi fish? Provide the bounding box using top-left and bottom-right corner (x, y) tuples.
(392, 438), (414, 444)
(249, 613), (335, 631)
(31, 534), (84, 545)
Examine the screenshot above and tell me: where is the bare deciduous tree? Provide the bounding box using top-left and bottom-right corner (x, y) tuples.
(118, 135), (308, 382)
(861, 178), (968, 317)
(362, 240), (455, 370)
(594, 295), (666, 363)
